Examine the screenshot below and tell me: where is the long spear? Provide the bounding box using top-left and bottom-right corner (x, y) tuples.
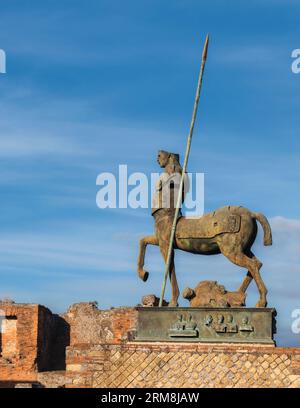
(158, 34), (209, 307)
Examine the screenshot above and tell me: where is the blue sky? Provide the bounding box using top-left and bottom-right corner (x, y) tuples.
(0, 0), (299, 346)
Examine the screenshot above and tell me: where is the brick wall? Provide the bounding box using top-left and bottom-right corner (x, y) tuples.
(0, 302), (64, 384)
(65, 343), (300, 388)
(0, 303), (40, 370)
(62, 302), (137, 345)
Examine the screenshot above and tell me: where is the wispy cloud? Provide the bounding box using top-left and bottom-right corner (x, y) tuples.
(211, 45), (283, 67)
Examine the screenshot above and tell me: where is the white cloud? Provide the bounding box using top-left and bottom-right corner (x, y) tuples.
(271, 216), (300, 232)
(213, 45), (279, 66)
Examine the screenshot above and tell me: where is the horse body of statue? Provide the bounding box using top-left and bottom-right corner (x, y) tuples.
(137, 150), (272, 308)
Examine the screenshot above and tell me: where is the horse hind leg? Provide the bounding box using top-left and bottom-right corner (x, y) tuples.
(250, 255), (267, 307)
(238, 250), (262, 293)
(219, 245), (267, 308)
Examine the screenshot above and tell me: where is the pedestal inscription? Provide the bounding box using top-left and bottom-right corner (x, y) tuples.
(134, 307), (276, 345)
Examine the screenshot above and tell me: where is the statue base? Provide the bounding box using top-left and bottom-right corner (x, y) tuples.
(133, 307), (276, 345)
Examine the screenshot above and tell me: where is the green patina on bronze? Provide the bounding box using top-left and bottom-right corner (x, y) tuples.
(134, 307), (276, 345)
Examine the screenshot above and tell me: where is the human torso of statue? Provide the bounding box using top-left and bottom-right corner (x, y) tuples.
(151, 151), (186, 218)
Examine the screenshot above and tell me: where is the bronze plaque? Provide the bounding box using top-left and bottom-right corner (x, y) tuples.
(134, 307), (276, 345)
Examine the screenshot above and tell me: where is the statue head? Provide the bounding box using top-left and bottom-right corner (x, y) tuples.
(217, 283), (226, 295)
(157, 150), (180, 169)
(157, 150), (169, 168)
(183, 287), (196, 300)
(242, 316), (249, 324)
(205, 315), (213, 325)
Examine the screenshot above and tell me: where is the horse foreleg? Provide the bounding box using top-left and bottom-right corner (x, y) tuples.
(159, 243), (179, 307)
(137, 235), (159, 282)
(168, 258), (179, 307)
(238, 271), (253, 293)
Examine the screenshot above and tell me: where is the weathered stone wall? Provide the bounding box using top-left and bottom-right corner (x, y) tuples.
(62, 302), (137, 345)
(65, 343), (300, 388)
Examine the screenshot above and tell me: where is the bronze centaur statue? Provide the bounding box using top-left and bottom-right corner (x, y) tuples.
(137, 150), (272, 308)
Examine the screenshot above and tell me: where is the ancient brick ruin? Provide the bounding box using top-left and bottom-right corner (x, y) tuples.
(0, 300), (299, 388)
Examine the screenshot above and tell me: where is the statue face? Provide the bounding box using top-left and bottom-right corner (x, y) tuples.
(183, 287), (195, 300)
(227, 314), (233, 323)
(205, 315), (213, 325)
(157, 150), (169, 168)
(217, 315), (224, 324)
(217, 284), (226, 295)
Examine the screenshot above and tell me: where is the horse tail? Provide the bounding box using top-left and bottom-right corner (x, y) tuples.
(251, 212), (272, 246)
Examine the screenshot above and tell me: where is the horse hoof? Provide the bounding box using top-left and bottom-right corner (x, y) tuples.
(142, 271), (149, 282)
(255, 300), (267, 308)
(138, 270), (149, 282)
(168, 301), (178, 307)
